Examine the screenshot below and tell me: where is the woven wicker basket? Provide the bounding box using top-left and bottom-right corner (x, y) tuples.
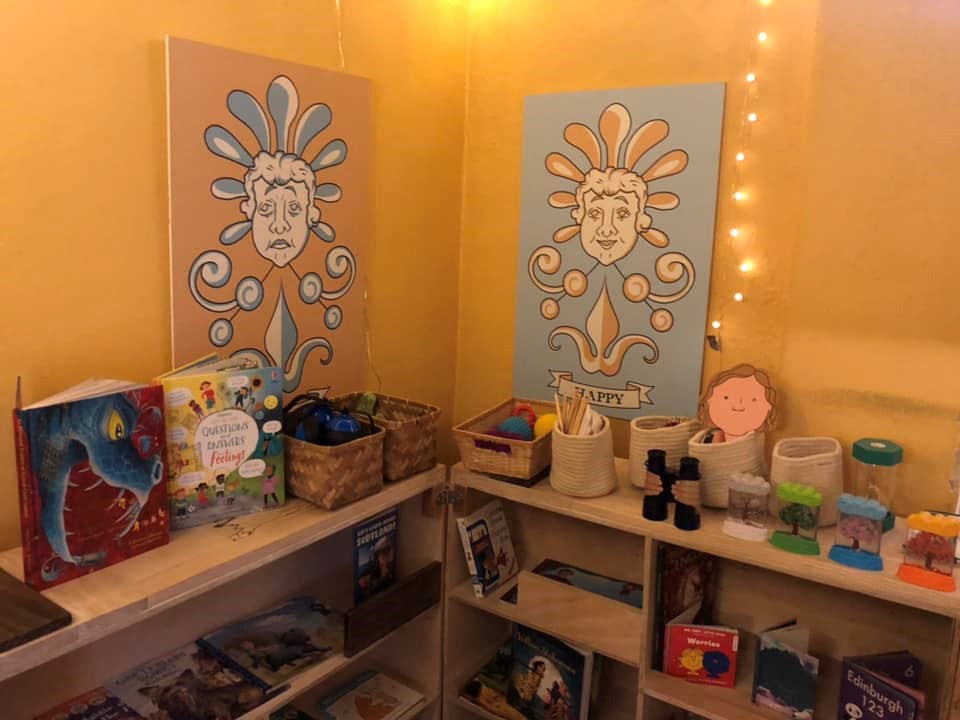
(628, 416), (701, 488)
(771, 437), (843, 526)
(284, 423), (384, 510)
(688, 429), (766, 508)
(333, 392), (440, 482)
(549, 418), (617, 498)
(453, 398), (554, 479)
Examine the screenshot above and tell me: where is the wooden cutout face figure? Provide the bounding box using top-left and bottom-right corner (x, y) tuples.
(698, 364), (777, 439)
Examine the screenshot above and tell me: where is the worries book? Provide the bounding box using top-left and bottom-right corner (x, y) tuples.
(159, 355), (284, 529)
(14, 379), (169, 590)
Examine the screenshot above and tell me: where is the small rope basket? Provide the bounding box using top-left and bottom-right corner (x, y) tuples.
(688, 429), (766, 508)
(549, 417), (617, 498)
(771, 437), (843, 526)
(628, 416), (701, 487)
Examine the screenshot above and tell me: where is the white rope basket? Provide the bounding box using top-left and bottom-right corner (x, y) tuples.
(771, 437), (843, 526)
(688, 429), (766, 508)
(628, 416), (701, 488)
(549, 418), (617, 498)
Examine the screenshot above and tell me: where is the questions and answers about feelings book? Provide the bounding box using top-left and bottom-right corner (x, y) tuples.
(158, 355), (284, 530)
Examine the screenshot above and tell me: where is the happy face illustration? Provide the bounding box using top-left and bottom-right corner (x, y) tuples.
(698, 364), (777, 439)
(573, 168), (653, 266)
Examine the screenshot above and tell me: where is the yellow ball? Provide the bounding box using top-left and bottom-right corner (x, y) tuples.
(534, 413), (557, 438)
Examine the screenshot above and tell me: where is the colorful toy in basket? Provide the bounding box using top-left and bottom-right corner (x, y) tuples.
(770, 483), (822, 555)
(828, 494), (887, 571)
(722, 472), (770, 541)
(897, 512), (960, 592)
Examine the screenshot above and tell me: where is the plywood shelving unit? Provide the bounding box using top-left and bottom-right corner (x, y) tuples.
(447, 460), (960, 720)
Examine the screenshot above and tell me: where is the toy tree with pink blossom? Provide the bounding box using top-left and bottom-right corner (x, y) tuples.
(906, 531), (955, 572)
(838, 514), (880, 552)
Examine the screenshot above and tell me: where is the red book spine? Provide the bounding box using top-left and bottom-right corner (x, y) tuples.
(12, 409), (37, 586)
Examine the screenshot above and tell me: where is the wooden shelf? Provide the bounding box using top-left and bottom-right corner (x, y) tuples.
(452, 461), (960, 618)
(0, 465), (443, 683)
(447, 571), (644, 666)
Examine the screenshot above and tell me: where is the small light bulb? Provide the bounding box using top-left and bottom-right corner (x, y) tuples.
(760, 0), (771, 5)
(711, 320), (721, 330)
(746, 72), (757, 83)
(734, 292), (744, 302)
(748, 112), (758, 123)
(735, 151), (745, 162)
(739, 260), (754, 273)
(758, 31), (768, 42)
(734, 191), (746, 201)
(729, 228), (740, 238)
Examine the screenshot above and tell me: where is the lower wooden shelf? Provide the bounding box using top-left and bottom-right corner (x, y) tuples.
(447, 572), (644, 667)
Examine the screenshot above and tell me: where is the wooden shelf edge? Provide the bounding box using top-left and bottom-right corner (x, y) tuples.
(0, 466), (444, 683)
(643, 670), (764, 720)
(452, 463), (960, 618)
(447, 575), (644, 667)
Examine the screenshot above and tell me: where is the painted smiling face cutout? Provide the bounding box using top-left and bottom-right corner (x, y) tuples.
(705, 375), (772, 439)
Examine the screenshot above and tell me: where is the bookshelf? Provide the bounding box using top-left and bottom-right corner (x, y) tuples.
(447, 461), (960, 720)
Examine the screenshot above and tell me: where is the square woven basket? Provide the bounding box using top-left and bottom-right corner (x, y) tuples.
(333, 392), (440, 482)
(284, 421), (385, 510)
(453, 397), (554, 480)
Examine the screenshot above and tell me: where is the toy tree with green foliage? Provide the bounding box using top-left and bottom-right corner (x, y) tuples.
(779, 503), (817, 536)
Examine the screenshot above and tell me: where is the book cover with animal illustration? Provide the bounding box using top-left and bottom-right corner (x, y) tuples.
(14, 381), (169, 590)
(460, 640), (527, 720)
(663, 620), (738, 688)
(456, 499), (518, 598)
(532, 558), (643, 608)
(159, 356), (284, 530)
(197, 596), (344, 692)
(33, 687), (141, 720)
(314, 670), (424, 720)
(105, 642), (265, 720)
(839, 652), (924, 720)
(752, 621), (818, 718)
(508, 625), (593, 720)
(353, 507), (398, 604)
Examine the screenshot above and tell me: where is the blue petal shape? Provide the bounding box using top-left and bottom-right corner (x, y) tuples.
(310, 139), (347, 171)
(314, 183), (342, 202)
(295, 104), (332, 157)
(282, 338), (333, 393)
(266, 286), (298, 372)
(220, 221), (252, 246)
(211, 177), (246, 200)
(204, 125), (253, 167)
(267, 76), (299, 154)
(228, 90), (271, 151)
(311, 222), (336, 243)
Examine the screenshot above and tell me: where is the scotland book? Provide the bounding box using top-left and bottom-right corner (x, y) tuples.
(508, 625), (593, 720)
(457, 499), (518, 597)
(532, 558), (643, 608)
(197, 595), (344, 693)
(353, 507), (398, 604)
(158, 355), (284, 530)
(33, 688), (140, 720)
(840, 652), (924, 720)
(314, 670), (424, 720)
(105, 642), (266, 720)
(14, 379), (169, 590)
(752, 621), (818, 718)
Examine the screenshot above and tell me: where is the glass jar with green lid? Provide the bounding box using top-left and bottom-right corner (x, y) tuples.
(852, 438), (902, 532)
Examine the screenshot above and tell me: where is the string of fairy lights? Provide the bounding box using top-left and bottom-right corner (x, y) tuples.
(709, 0), (773, 346)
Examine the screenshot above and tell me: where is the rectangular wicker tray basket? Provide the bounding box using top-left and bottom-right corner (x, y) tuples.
(333, 392), (440, 482)
(453, 397), (554, 479)
(284, 422), (385, 510)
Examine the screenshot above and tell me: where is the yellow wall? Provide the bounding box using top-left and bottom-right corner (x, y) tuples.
(0, 0), (467, 548)
(454, 0), (960, 516)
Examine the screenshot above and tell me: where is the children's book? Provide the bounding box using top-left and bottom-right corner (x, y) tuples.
(314, 670), (425, 720)
(461, 639), (515, 716)
(840, 652), (925, 720)
(651, 545), (715, 671)
(105, 642), (266, 720)
(508, 625), (594, 720)
(532, 558), (643, 608)
(14, 379), (169, 590)
(353, 508), (398, 604)
(197, 596), (344, 693)
(158, 355), (284, 530)
(33, 688), (140, 720)
(456, 500), (518, 598)
(663, 603), (738, 688)
(271, 706), (318, 720)
(751, 621), (819, 717)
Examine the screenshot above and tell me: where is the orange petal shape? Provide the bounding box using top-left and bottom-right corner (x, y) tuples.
(642, 149), (689, 182)
(599, 103), (631, 169)
(624, 119), (669, 171)
(647, 192), (680, 210)
(586, 279), (620, 359)
(641, 228), (670, 248)
(563, 123), (602, 169)
(545, 152), (585, 182)
(548, 191), (578, 208)
(553, 225), (580, 243)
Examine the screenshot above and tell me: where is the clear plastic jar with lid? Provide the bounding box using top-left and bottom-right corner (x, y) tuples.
(852, 438), (902, 532)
